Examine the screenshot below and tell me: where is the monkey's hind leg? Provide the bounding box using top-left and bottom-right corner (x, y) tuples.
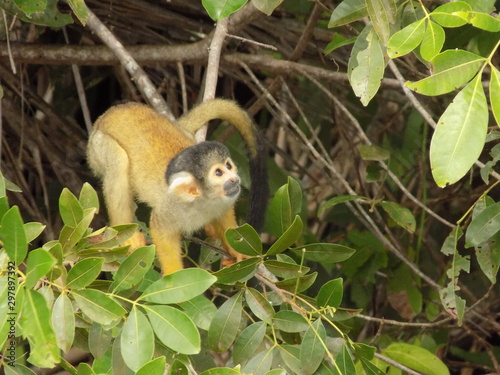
(87, 131), (146, 251)
(150, 213), (184, 275)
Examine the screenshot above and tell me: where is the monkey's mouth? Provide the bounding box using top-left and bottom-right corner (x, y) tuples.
(225, 185), (240, 197)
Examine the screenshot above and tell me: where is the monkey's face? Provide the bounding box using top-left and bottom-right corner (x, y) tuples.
(207, 158), (241, 199)
(166, 142), (241, 204)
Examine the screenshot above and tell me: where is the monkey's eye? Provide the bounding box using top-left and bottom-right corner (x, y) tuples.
(215, 168), (223, 177)
(226, 162), (232, 170)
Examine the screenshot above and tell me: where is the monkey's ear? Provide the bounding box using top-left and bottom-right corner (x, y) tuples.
(168, 172), (201, 202)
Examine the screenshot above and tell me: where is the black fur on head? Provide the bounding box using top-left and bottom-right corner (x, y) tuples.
(166, 141), (231, 186)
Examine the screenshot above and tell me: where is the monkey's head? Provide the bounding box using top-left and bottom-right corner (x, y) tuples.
(166, 141), (241, 203)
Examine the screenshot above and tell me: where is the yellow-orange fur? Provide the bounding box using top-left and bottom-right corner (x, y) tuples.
(87, 100), (259, 274)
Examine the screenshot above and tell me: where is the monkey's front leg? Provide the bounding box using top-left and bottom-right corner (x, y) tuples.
(150, 214), (184, 275)
(204, 208), (248, 267)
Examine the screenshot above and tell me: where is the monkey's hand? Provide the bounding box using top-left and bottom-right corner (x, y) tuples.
(123, 231), (147, 254)
(220, 245), (249, 267)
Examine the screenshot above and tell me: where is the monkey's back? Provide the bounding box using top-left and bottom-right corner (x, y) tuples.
(89, 103), (194, 205)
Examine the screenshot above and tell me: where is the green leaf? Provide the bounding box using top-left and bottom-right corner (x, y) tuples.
(140, 268), (216, 304)
(263, 260), (310, 279)
(251, 0), (283, 15)
(360, 357), (387, 375)
(466, 11), (500, 32)
(59, 208), (96, 253)
(491, 67), (500, 126)
(12, 0), (47, 15)
(440, 226), (469, 325)
(466, 201), (500, 247)
(430, 74), (488, 187)
(387, 18), (426, 58)
(358, 144), (390, 161)
(383, 343), (450, 375)
(366, 0), (396, 43)
(225, 223), (263, 256)
(245, 287), (274, 323)
(136, 357), (167, 375)
(111, 245), (155, 292)
(267, 215), (303, 256)
(121, 306), (154, 371)
(318, 195), (367, 216)
(180, 295), (217, 331)
(25, 249), (56, 289)
(146, 305), (200, 354)
(279, 345), (302, 374)
(51, 293), (75, 353)
(349, 26), (386, 106)
(406, 50), (485, 96)
(324, 34), (357, 55)
(335, 344), (356, 374)
(89, 322), (112, 359)
(233, 321), (267, 364)
(200, 369), (240, 375)
(275, 272), (317, 293)
(23, 222), (45, 243)
(290, 243), (355, 263)
(272, 310), (309, 333)
(20, 289), (60, 368)
(66, 258), (104, 290)
(420, 21), (445, 61)
(430, 1), (471, 27)
(5, 364), (37, 375)
(317, 278), (343, 309)
(72, 289), (126, 325)
(268, 177), (303, 236)
(59, 188), (84, 227)
(208, 291), (243, 351)
(201, 0), (247, 20)
(0, 0), (73, 26)
(76, 363), (96, 375)
(67, 0), (89, 25)
(214, 257), (260, 284)
(242, 347), (274, 375)
(328, 0), (367, 27)
(1, 206), (28, 264)
(380, 201), (416, 233)
(300, 319), (326, 375)
(79, 182), (99, 212)
(475, 231), (500, 283)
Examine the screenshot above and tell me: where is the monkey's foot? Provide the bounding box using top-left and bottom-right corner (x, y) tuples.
(221, 248), (250, 267)
(122, 231), (147, 254)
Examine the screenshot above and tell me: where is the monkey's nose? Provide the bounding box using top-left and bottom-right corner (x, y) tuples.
(224, 179), (240, 197)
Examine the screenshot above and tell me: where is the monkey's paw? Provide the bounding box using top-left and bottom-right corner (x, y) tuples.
(122, 231), (147, 254)
(221, 248), (250, 267)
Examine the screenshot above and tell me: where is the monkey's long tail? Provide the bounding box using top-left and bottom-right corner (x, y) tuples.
(247, 133), (269, 232)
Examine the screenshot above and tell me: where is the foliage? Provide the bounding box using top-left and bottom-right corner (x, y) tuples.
(0, 0), (499, 373)
(0, 174), (448, 374)
(330, 0), (499, 187)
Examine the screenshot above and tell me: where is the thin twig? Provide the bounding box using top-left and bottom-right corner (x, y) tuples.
(63, 27), (92, 134)
(374, 353), (423, 375)
(2, 10), (16, 74)
(226, 33), (277, 50)
(85, 7), (174, 121)
(196, 17), (229, 142)
(356, 313), (452, 328)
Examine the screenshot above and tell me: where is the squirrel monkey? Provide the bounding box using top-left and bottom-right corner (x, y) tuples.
(87, 99), (268, 274)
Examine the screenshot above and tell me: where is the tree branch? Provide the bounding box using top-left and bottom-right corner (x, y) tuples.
(85, 8), (174, 120)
